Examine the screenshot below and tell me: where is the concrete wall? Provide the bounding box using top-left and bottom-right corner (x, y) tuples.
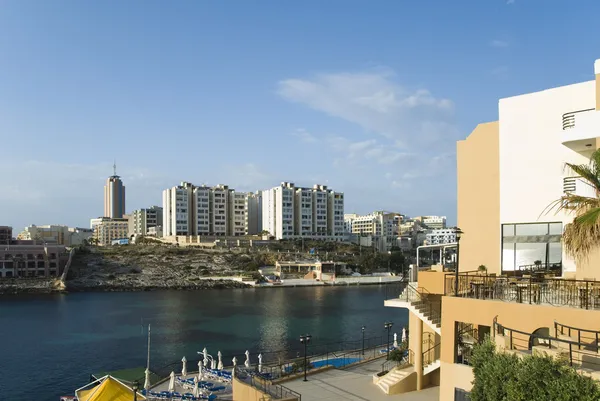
(457, 122), (501, 274)
(232, 377), (271, 401)
(417, 270), (448, 294)
(498, 81), (595, 275)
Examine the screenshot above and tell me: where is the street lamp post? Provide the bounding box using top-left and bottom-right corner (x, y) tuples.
(384, 322), (393, 358)
(361, 326), (366, 356)
(454, 228), (463, 296)
(132, 381), (139, 401)
(299, 334), (312, 382)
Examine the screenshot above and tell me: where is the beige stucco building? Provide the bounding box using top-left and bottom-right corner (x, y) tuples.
(382, 58), (600, 400)
(93, 217), (129, 246)
(17, 225), (93, 246)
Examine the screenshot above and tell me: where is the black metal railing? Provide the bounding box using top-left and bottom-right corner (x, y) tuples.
(494, 318), (600, 373)
(423, 342), (441, 367)
(555, 321), (600, 353)
(258, 337), (391, 381)
(384, 279), (409, 300)
(234, 366), (301, 400)
(402, 285), (442, 326)
(562, 108), (594, 130)
(447, 273), (600, 310)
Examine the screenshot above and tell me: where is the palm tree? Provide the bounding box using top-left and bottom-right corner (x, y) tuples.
(545, 149), (600, 259)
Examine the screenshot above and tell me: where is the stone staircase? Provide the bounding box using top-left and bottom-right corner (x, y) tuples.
(411, 299), (441, 333)
(375, 366), (416, 394)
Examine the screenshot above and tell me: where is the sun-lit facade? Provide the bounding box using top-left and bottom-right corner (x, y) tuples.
(382, 58), (600, 400)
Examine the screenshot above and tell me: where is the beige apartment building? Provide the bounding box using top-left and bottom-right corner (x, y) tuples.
(93, 217), (129, 246)
(381, 59), (600, 400)
(128, 206), (163, 237)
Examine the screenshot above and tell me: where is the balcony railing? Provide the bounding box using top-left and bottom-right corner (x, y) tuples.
(446, 272), (600, 310)
(493, 317), (600, 374)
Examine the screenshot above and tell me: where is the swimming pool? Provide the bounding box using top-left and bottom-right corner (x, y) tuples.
(311, 357), (361, 369)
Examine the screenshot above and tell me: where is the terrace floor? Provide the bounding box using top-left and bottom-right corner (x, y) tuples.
(283, 358), (439, 401)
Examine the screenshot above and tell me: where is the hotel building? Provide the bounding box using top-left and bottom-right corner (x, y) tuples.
(261, 182), (344, 240)
(93, 217), (129, 246)
(381, 59), (600, 400)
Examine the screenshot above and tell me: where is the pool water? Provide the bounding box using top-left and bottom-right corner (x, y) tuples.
(311, 357), (362, 369)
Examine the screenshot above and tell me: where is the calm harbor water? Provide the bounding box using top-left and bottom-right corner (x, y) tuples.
(0, 285), (407, 401)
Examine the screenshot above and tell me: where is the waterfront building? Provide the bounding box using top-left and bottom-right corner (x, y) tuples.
(261, 182), (344, 240)
(0, 238), (67, 278)
(104, 163), (126, 219)
(93, 217), (129, 246)
(162, 182), (259, 237)
(382, 58), (600, 399)
(128, 206), (163, 237)
(17, 225), (93, 246)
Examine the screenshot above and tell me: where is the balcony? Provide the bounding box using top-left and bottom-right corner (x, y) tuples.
(561, 108), (599, 156)
(447, 272), (600, 310)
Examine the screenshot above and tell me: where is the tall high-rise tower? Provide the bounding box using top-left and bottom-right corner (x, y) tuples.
(104, 162), (126, 218)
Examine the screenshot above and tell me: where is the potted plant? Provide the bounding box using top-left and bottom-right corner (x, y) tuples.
(478, 265), (487, 275)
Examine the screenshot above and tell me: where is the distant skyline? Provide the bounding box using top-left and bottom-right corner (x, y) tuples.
(2, 0), (600, 231)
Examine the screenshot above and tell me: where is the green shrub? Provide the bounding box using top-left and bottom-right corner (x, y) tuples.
(470, 337), (600, 401)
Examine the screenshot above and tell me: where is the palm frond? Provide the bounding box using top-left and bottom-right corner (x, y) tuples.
(563, 208), (600, 259)
(565, 163), (600, 193)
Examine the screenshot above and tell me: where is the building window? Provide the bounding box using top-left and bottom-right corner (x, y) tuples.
(501, 222), (562, 273)
(454, 388), (471, 401)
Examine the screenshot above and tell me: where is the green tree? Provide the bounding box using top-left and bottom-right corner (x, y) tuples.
(470, 337), (600, 401)
(545, 149), (600, 259)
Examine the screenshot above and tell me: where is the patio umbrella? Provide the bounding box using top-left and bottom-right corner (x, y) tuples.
(203, 348), (208, 367)
(197, 361), (203, 380)
(217, 351), (223, 370)
(258, 354), (263, 373)
(193, 377), (200, 398)
(244, 350), (250, 368)
(182, 356), (188, 377)
(211, 358), (216, 370)
(168, 371), (175, 392)
(402, 327), (407, 343)
(393, 333), (398, 348)
(144, 368), (151, 391)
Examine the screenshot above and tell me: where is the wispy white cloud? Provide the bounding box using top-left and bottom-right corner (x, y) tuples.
(326, 136), (411, 166)
(290, 128), (318, 143)
(277, 68), (455, 148)
(490, 39), (509, 48)
(506, 0), (515, 4)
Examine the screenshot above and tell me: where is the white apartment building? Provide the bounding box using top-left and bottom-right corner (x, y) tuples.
(93, 217), (129, 246)
(262, 182), (344, 240)
(17, 225), (93, 246)
(163, 182), (258, 237)
(425, 228), (457, 245)
(163, 182), (195, 236)
(128, 206), (163, 237)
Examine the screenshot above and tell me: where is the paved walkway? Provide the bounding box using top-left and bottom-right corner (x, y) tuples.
(283, 359), (439, 401)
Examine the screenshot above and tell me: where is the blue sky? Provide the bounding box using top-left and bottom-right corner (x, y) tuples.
(2, 0), (600, 231)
